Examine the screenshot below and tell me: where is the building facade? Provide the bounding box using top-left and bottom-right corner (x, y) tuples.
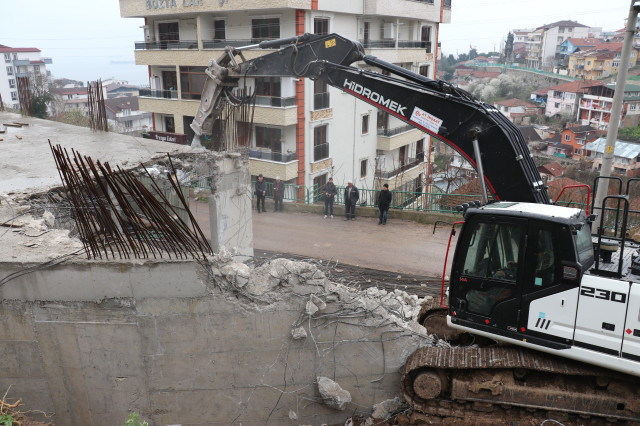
(119, 0), (450, 193)
(577, 83), (640, 130)
(544, 80), (603, 118)
(105, 96), (153, 136)
(0, 45), (52, 110)
(525, 20), (589, 70)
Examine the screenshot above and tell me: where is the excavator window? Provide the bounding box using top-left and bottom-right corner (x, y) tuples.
(459, 221), (523, 316)
(534, 229), (555, 287)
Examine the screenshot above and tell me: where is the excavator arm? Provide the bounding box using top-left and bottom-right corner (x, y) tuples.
(191, 33), (550, 204)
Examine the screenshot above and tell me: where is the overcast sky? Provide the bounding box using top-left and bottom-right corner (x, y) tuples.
(0, 1), (633, 86)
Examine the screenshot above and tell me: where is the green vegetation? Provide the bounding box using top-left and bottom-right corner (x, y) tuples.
(124, 412), (148, 426)
(617, 126), (640, 142)
(0, 414), (14, 426)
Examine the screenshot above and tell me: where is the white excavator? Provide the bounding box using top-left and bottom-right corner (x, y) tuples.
(190, 33), (640, 422)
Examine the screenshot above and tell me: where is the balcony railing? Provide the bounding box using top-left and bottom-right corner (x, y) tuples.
(202, 39), (278, 49)
(377, 123), (414, 137)
(255, 95), (296, 107)
(139, 88), (178, 99)
(313, 92), (330, 110)
(313, 143), (329, 162)
(376, 157), (423, 179)
(359, 40), (431, 50)
(249, 149), (296, 163)
(135, 40), (198, 50)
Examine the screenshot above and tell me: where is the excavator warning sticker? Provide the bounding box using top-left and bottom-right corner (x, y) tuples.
(410, 107), (442, 134)
(325, 39), (337, 48)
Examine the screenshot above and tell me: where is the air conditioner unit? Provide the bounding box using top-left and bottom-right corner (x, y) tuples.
(383, 23), (395, 39)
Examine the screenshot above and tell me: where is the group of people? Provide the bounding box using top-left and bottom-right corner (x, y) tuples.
(255, 175), (393, 224)
(321, 178), (392, 225)
(254, 174), (284, 213)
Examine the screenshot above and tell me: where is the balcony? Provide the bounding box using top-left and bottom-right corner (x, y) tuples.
(255, 95), (296, 108)
(135, 40), (198, 50)
(377, 125), (424, 151)
(359, 40), (431, 52)
(249, 149), (296, 163)
(364, 0), (442, 21)
(139, 88), (178, 99)
(376, 157), (424, 179)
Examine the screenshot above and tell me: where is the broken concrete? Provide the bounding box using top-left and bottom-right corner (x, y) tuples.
(317, 376), (352, 411)
(0, 244), (435, 425)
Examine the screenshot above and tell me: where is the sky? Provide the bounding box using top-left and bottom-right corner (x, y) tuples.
(0, 1), (634, 86)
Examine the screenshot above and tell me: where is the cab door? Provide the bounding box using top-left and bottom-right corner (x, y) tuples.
(450, 215), (527, 332)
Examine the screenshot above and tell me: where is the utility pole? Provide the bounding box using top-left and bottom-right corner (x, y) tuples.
(593, 0), (640, 231)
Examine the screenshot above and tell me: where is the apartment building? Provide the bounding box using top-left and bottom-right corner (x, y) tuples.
(525, 20), (589, 70)
(544, 80), (603, 118)
(577, 83), (640, 130)
(586, 138), (640, 177)
(0, 45), (52, 109)
(119, 0), (450, 194)
(558, 124), (600, 159)
(105, 96), (153, 136)
(568, 43), (639, 79)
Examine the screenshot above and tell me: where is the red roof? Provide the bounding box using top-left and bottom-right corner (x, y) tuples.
(567, 37), (601, 47)
(0, 46), (41, 53)
(538, 162), (564, 177)
(546, 80), (604, 93)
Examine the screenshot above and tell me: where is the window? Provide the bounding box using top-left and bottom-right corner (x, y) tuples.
(3, 53), (10, 63)
(12, 53), (17, 60)
(123, 108), (131, 116)
(419, 65), (429, 77)
(124, 120), (133, 129)
(252, 18), (280, 41)
(180, 66), (207, 100)
(11, 91), (17, 101)
(575, 148), (581, 155)
(314, 18), (329, 35)
(554, 102), (560, 108)
(255, 77), (281, 97)
(6, 66), (13, 75)
(34, 65), (40, 72)
(214, 19), (226, 40)
(313, 79), (329, 110)
(255, 126), (282, 151)
(564, 134), (571, 141)
(313, 125), (329, 161)
(360, 159), (368, 178)
(362, 114), (369, 134)
(631, 103), (637, 111)
(8, 79), (15, 88)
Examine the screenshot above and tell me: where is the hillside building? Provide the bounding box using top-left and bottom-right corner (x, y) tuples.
(0, 44), (52, 110)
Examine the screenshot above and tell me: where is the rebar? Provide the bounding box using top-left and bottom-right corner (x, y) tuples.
(16, 76), (32, 116)
(49, 142), (212, 260)
(87, 80), (108, 132)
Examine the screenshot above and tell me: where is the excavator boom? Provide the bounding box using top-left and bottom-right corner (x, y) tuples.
(191, 33), (550, 204)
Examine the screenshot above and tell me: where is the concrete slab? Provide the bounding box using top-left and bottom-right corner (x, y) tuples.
(0, 111), (191, 194)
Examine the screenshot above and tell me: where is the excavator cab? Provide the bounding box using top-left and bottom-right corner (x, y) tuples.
(448, 202), (591, 344)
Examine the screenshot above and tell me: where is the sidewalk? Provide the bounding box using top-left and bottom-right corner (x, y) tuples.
(189, 199), (456, 277)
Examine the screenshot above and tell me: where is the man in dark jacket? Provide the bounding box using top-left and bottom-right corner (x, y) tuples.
(377, 183), (392, 225)
(255, 174), (266, 213)
(273, 176), (284, 212)
(322, 177), (337, 218)
(344, 180), (359, 220)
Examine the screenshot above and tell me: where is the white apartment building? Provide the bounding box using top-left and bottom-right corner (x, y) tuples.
(526, 20), (589, 70)
(119, 0), (450, 194)
(0, 45), (52, 109)
(105, 96), (153, 135)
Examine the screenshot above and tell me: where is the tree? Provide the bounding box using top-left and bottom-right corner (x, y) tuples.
(469, 48), (478, 60)
(29, 72), (54, 119)
(504, 32), (514, 64)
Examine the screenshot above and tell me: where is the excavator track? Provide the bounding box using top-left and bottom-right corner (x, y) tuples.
(401, 346), (640, 423)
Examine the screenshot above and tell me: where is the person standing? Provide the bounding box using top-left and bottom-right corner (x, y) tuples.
(322, 177), (337, 218)
(273, 176), (284, 212)
(377, 183), (392, 225)
(255, 174), (266, 213)
(344, 180), (359, 220)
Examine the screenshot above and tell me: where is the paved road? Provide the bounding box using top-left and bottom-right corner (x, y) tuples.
(190, 199), (456, 278)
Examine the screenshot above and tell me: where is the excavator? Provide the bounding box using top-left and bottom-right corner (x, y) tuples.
(190, 33), (640, 422)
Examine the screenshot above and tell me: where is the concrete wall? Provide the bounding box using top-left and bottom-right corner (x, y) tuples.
(0, 252), (430, 425)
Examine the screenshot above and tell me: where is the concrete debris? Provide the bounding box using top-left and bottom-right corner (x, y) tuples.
(317, 376), (352, 411)
(344, 418), (353, 426)
(310, 293), (326, 311)
(305, 300), (319, 316)
(288, 410), (298, 420)
(42, 210), (55, 227)
(291, 326), (307, 340)
(366, 397), (405, 424)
